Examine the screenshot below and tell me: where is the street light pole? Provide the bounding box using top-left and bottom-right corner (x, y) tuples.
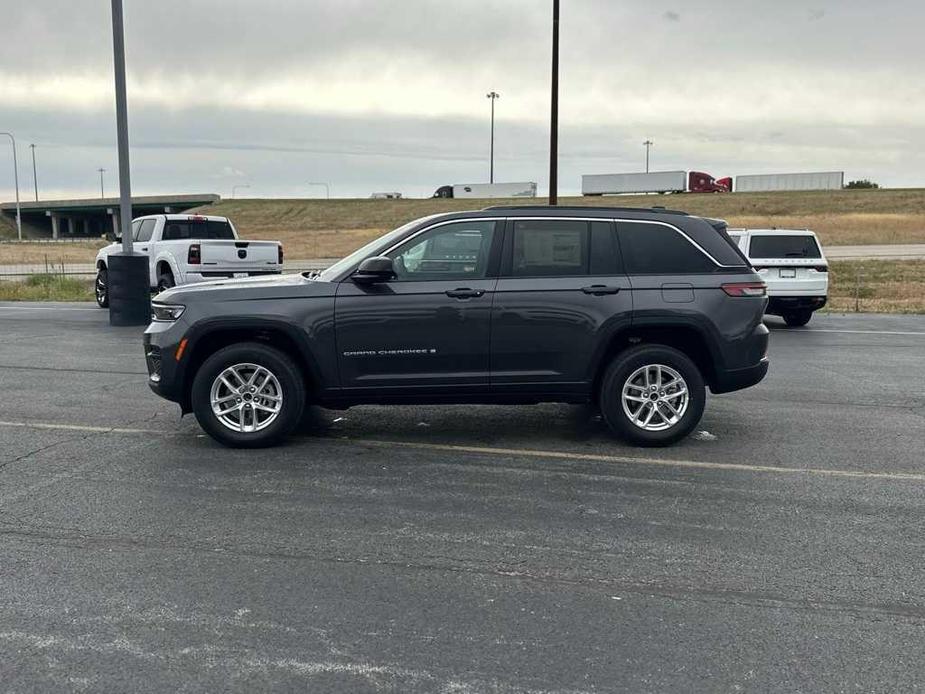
(643, 139), (653, 173)
(107, 0), (149, 326)
(0, 132), (22, 240)
(29, 144), (38, 201)
(548, 0), (559, 206)
(486, 91), (500, 184)
(98, 168), (106, 199)
(231, 184), (250, 199)
(307, 182), (330, 199)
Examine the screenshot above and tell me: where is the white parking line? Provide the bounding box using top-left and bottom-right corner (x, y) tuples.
(780, 329), (925, 337)
(0, 420), (157, 435)
(355, 439), (925, 482)
(0, 305), (100, 312)
(2, 418), (923, 483)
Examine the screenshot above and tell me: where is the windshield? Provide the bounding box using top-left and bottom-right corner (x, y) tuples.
(749, 234), (821, 259)
(315, 215), (443, 281)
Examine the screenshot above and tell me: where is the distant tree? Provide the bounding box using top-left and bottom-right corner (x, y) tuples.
(845, 179), (880, 189)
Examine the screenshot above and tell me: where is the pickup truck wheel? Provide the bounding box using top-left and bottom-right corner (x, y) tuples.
(191, 343), (306, 448)
(95, 267), (109, 308)
(156, 270), (175, 294)
(783, 310), (812, 327)
(599, 345), (705, 447)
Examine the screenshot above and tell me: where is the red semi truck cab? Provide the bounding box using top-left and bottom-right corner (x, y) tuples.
(688, 171), (731, 193)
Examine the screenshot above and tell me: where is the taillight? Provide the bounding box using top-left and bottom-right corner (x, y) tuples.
(722, 281), (766, 297)
(814, 265), (828, 273)
(188, 243), (201, 265)
(278, 244), (284, 265)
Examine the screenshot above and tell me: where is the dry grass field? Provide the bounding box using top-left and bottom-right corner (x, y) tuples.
(827, 260), (925, 314)
(1, 188), (924, 265)
(202, 189), (925, 256)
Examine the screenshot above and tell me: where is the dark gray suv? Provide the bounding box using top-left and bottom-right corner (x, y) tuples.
(144, 206), (769, 448)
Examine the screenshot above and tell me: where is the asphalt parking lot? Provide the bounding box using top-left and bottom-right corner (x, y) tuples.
(1, 303), (924, 692)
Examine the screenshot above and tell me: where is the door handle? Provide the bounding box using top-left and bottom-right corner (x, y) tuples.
(445, 288), (485, 299)
(581, 285), (620, 295)
(140, 247), (148, 252)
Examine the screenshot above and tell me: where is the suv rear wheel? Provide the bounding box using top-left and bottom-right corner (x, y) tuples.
(783, 310), (812, 327)
(191, 342), (306, 448)
(599, 345), (706, 446)
(156, 269), (175, 294)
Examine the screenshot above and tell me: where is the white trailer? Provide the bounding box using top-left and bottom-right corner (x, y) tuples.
(581, 171), (687, 196)
(734, 171), (844, 192)
(433, 182), (537, 199)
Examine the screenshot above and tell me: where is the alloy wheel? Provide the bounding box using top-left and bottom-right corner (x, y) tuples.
(621, 363), (689, 432)
(209, 363), (283, 433)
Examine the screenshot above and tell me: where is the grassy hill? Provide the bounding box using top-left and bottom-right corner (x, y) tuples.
(194, 188), (925, 259)
(3, 188), (924, 264)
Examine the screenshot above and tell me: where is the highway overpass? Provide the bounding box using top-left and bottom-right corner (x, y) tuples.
(0, 194), (220, 239)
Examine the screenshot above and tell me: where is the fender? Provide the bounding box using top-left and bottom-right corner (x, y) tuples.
(153, 252), (180, 288)
(587, 311), (725, 386)
(173, 316), (328, 411)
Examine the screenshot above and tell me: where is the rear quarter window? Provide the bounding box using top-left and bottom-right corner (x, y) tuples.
(749, 235), (821, 259)
(618, 222), (716, 274)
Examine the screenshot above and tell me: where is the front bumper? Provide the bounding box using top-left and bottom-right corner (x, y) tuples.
(143, 322), (188, 405)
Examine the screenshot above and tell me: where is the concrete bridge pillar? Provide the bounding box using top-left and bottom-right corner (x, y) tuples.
(108, 208), (120, 238)
(66, 217), (75, 236)
(47, 211), (60, 239)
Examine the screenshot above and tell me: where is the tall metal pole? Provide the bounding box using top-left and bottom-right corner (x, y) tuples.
(29, 144), (38, 201)
(111, 0), (132, 255)
(107, 0), (149, 326)
(231, 184), (250, 199)
(643, 139), (653, 173)
(0, 132), (22, 240)
(98, 168), (106, 199)
(548, 0), (559, 206)
(487, 91), (500, 184)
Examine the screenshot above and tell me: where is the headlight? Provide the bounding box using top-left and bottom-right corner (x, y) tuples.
(151, 303), (186, 322)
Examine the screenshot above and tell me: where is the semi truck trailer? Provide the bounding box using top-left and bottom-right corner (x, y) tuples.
(581, 171), (731, 196)
(432, 182), (538, 199)
(733, 171), (844, 192)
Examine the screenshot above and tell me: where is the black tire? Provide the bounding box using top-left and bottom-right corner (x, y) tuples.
(191, 342), (306, 448)
(783, 310), (812, 327)
(156, 269), (175, 294)
(95, 267), (109, 308)
(599, 345), (706, 447)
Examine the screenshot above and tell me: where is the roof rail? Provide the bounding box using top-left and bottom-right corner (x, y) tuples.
(481, 204), (690, 216)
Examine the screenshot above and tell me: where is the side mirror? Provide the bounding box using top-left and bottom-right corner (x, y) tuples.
(353, 256), (395, 284)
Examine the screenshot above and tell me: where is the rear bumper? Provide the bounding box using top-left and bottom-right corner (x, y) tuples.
(711, 322), (769, 394)
(711, 358), (769, 394)
(767, 296), (827, 314)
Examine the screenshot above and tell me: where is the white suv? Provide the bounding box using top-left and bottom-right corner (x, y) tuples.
(727, 229), (828, 326)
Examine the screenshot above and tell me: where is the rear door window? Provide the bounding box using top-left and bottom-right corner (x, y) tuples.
(508, 220), (589, 277)
(136, 219), (156, 242)
(748, 235), (821, 259)
(618, 222), (716, 274)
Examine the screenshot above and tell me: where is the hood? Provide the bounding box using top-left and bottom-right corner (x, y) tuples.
(155, 272), (323, 304)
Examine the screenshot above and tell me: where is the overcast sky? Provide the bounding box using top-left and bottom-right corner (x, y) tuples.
(0, 0), (922, 200)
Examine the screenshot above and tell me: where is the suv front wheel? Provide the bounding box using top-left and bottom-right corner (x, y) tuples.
(191, 342), (306, 448)
(599, 345), (706, 447)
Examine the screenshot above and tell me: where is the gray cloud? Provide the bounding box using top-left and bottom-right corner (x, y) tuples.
(0, 0), (921, 199)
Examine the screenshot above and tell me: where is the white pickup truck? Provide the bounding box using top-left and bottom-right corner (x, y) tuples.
(94, 214), (282, 307)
